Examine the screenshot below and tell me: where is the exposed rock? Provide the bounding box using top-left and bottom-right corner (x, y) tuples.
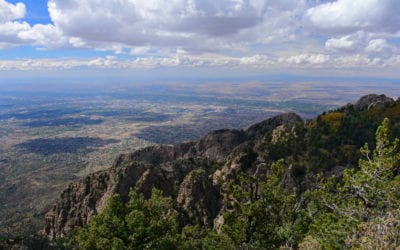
(177, 169), (220, 227)
(42, 112), (314, 240)
(213, 215), (225, 234)
(44, 127), (248, 239)
(270, 124), (298, 145)
(128, 129), (246, 163)
(42, 96), (400, 243)
(44, 157), (208, 240)
(353, 94), (394, 110)
(246, 113), (303, 140)
(212, 141), (258, 186)
(192, 129), (247, 161)
(44, 161), (150, 240)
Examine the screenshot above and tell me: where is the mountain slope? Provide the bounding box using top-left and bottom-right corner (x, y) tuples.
(44, 94), (400, 244)
(44, 113), (302, 239)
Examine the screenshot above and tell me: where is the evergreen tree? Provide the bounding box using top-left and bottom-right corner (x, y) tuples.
(222, 160), (307, 249)
(305, 118), (400, 249)
(68, 189), (180, 249)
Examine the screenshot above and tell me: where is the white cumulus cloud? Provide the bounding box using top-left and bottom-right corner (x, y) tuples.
(43, 0), (316, 53)
(284, 53), (330, 65)
(326, 36), (356, 51)
(306, 0), (400, 56)
(365, 39), (396, 54)
(47, 0), (267, 50)
(0, 0), (400, 77)
(305, 0), (400, 34)
(18, 24), (67, 48)
(0, 0), (29, 48)
(325, 32), (367, 52)
(0, 0), (25, 22)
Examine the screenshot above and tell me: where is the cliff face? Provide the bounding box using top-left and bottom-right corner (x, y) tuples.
(44, 113), (302, 240)
(44, 161), (150, 239)
(177, 169), (220, 227)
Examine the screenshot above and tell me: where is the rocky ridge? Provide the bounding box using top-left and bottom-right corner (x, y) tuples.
(44, 113), (302, 239)
(44, 94), (398, 240)
(353, 94), (394, 110)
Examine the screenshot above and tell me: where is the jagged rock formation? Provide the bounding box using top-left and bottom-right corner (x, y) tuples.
(45, 161), (151, 239)
(44, 112), (303, 240)
(177, 169), (220, 227)
(246, 112), (303, 140)
(353, 94), (394, 110)
(44, 94), (399, 241)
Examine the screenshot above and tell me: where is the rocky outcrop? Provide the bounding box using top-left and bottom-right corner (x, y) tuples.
(177, 169), (220, 227)
(44, 112), (304, 240)
(353, 94), (394, 110)
(44, 129), (245, 238)
(42, 94), (400, 241)
(45, 156), (214, 240)
(246, 112), (303, 140)
(44, 161), (150, 239)
(126, 128), (247, 164)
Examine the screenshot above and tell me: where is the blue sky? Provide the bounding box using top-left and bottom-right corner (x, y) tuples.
(9, 0), (50, 24)
(1, 0), (400, 80)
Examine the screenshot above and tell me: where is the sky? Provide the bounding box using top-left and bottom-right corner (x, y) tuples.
(1, 0), (400, 80)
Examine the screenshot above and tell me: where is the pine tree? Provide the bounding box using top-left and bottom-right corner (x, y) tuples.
(305, 118), (400, 249)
